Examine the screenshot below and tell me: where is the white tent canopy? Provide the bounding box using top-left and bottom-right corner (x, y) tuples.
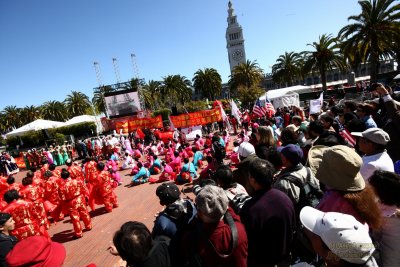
(63, 115), (103, 133)
(63, 115), (97, 126)
(6, 119), (65, 138)
(266, 85), (309, 99)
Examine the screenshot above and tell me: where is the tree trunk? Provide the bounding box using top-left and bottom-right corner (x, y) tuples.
(320, 67), (327, 94)
(370, 39), (379, 83)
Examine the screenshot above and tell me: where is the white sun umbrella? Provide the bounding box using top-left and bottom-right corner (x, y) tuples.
(63, 115), (103, 134)
(6, 119), (65, 138)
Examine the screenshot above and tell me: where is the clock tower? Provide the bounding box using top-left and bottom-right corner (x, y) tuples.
(226, 1), (246, 74)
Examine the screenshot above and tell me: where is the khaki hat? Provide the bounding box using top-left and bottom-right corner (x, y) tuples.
(351, 128), (390, 145)
(312, 145), (365, 192)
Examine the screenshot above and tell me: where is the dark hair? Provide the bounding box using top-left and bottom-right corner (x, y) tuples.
(96, 162), (105, 171)
(344, 100), (357, 111)
(248, 158), (275, 189)
(369, 170), (400, 207)
(192, 146), (198, 153)
(61, 169), (70, 179)
(174, 151), (179, 157)
(183, 157), (189, 164)
(49, 164), (56, 171)
(41, 158), (48, 165)
(308, 121), (325, 135)
(320, 114), (334, 126)
(4, 190), (20, 204)
(280, 128), (298, 146)
(22, 176), (33, 186)
(330, 106), (343, 117)
(113, 221), (153, 266)
(357, 103), (374, 115)
(6, 176), (15, 185)
(346, 118), (366, 133)
(30, 167), (37, 172)
(137, 162), (143, 168)
(65, 160), (72, 167)
(215, 165), (234, 189)
(26, 171), (34, 178)
(291, 116), (302, 124)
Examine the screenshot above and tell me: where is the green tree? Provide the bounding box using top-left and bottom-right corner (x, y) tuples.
(160, 75), (192, 107)
(92, 85), (114, 114)
(64, 91), (91, 117)
(229, 60), (264, 95)
(2, 105), (22, 129)
(142, 80), (162, 110)
(304, 34), (347, 93)
(236, 85), (265, 110)
(40, 101), (68, 121)
(271, 51), (302, 87)
(338, 0), (400, 82)
(192, 68), (222, 100)
(21, 105), (41, 125)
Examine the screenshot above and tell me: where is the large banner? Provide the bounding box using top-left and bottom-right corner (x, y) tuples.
(115, 115), (163, 133)
(170, 108), (222, 128)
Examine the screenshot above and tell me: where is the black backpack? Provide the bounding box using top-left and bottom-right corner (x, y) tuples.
(212, 141), (226, 162)
(280, 168), (323, 213)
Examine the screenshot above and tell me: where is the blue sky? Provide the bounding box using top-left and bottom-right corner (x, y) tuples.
(0, 0), (361, 109)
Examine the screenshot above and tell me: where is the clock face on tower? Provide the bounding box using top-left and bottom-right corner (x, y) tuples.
(232, 49), (244, 61)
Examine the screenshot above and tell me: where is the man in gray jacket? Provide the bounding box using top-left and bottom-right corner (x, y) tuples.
(273, 144), (320, 211)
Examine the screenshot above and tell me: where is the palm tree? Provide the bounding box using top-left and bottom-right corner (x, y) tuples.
(142, 80), (162, 110)
(338, 0), (400, 82)
(40, 101), (68, 122)
(21, 105), (41, 125)
(2, 105), (22, 129)
(160, 75), (192, 107)
(192, 68), (222, 100)
(64, 91), (91, 117)
(271, 51), (302, 87)
(304, 34), (347, 93)
(229, 60), (264, 93)
(92, 85), (114, 114)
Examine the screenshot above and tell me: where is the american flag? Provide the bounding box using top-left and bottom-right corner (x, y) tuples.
(252, 98), (275, 118)
(252, 99), (267, 118)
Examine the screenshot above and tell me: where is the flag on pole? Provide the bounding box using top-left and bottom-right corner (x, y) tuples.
(309, 92), (324, 114)
(230, 99), (242, 122)
(252, 98), (267, 118)
(264, 97), (276, 117)
(168, 115), (175, 130)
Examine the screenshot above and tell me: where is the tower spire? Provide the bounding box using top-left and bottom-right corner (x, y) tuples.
(226, 0), (246, 73)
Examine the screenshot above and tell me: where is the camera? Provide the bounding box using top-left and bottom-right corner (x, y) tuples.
(192, 179), (217, 195)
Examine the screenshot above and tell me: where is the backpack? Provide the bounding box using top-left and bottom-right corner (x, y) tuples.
(280, 167), (323, 213)
(212, 141), (226, 162)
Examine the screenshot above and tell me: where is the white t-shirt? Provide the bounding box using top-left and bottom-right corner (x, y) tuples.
(360, 151), (394, 181)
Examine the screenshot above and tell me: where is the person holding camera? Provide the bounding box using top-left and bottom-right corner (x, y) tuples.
(180, 185), (248, 267)
(374, 83), (400, 162)
(240, 158), (296, 267)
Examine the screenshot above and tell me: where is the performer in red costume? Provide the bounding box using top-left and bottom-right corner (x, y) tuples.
(92, 162), (118, 213)
(65, 159), (84, 182)
(19, 176), (50, 230)
(3, 190), (45, 240)
(58, 169), (92, 239)
(42, 171), (63, 222)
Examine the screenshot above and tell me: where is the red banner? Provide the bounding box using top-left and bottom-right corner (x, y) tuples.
(114, 115), (163, 133)
(170, 108), (222, 128)
(14, 157), (26, 169)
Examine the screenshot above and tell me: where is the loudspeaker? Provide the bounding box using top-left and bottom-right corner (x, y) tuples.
(41, 129), (51, 139)
(171, 106), (178, 116)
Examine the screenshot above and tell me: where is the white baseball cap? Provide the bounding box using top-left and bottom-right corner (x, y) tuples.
(238, 142), (255, 158)
(300, 207), (375, 264)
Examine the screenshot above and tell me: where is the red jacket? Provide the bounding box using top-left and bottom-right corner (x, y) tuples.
(181, 208), (248, 267)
